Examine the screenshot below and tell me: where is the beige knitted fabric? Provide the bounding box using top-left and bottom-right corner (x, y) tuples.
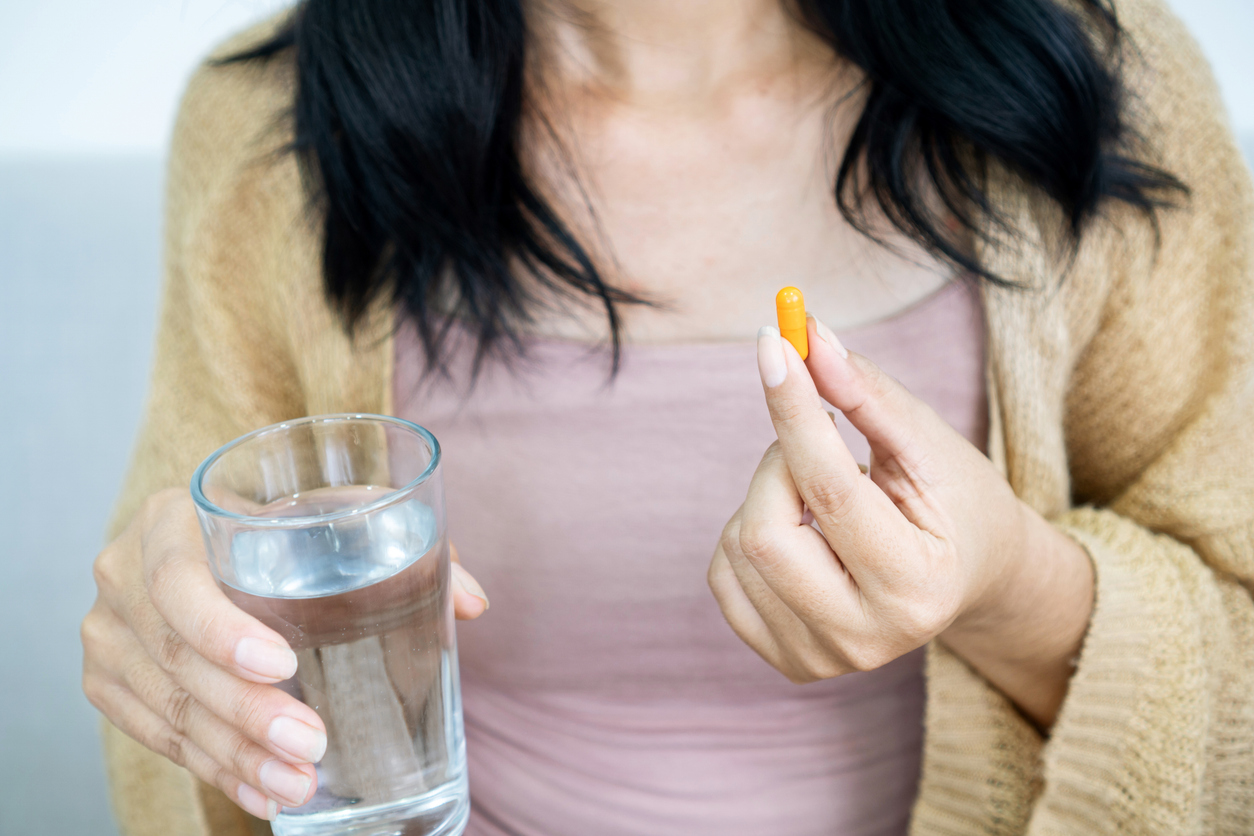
(100, 0), (1254, 833)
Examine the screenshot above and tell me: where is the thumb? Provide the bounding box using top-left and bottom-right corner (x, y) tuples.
(449, 543), (489, 620)
(803, 315), (949, 467)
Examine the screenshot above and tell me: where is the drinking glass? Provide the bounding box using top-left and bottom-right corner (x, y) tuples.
(192, 414), (468, 836)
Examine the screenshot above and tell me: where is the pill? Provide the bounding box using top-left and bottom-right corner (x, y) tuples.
(775, 286), (808, 360)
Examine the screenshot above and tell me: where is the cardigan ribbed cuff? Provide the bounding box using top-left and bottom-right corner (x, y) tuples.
(1028, 507), (1214, 834)
(909, 645), (1042, 835)
(912, 506), (1228, 835)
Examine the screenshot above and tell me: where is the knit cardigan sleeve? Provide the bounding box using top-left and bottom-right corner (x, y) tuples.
(101, 24), (392, 836)
(1040, 7), (1254, 822)
(910, 1), (1254, 834)
(107, 69), (306, 542)
(106, 15), (394, 543)
(101, 52), (308, 836)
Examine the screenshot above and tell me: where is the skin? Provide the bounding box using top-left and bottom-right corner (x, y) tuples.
(82, 489), (487, 820)
(82, 0), (1094, 819)
(708, 321), (1094, 729)
(519, 0), (951, 342)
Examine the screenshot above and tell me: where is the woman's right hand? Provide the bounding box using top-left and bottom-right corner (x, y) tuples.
(81, 488), (489, 821)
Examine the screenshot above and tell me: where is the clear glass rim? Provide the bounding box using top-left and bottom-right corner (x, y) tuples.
(190, 413), (441, 528)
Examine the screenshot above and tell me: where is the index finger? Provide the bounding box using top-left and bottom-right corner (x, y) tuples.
(756, 326), (911, 571)
(139, 492), (298, 684)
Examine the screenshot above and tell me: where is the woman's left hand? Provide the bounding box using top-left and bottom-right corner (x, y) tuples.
(709, 317), (1094, 728)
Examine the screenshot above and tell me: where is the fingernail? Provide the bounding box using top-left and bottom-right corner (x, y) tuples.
(757, 326), (787, 388)
(237, 782), (280, 820)
(259, 760), (313, 808)
(268, 716), (327, 764)
(452, 562), (489, 610)
(809, 315), (848, 358)
(235, 638), (298, 682)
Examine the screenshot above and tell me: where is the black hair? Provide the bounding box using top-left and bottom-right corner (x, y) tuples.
(227, 0), (1184, 373)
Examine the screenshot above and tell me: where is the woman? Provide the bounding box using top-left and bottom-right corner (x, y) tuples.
(82, 0), (1254, 833)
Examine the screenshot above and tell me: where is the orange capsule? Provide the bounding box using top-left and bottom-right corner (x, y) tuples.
(775, 286), (808, 360)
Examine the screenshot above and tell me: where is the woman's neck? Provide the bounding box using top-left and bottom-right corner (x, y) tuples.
(513, 0), (951, 345)
(527, 0), (838, 107)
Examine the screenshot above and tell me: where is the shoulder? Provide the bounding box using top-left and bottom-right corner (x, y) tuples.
(1101, 0), (1251, 303)
(178, 11), (297, 152)
(164, 11), (315, 313)
(1030, 0), (1251, 314)
(168, 12), (299, 210)
(161, 12), (393, 415)
(1112, 0), (1218, 87)
(161, 10), (352, 395)
(1111, 0), (1234, 159)
(1058, 0), (1254, 500)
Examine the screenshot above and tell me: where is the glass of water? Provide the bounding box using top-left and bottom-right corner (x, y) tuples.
(192, 414), (468, 836)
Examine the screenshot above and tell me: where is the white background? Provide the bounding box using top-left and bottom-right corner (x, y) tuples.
(0, 2), (1249, 834)
(0, 0), (1250, 156)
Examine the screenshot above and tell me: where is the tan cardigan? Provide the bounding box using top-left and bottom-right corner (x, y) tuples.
(101, 0), (1254, 833)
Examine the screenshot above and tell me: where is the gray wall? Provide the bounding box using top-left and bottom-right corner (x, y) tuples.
(0, 158), (162, 835)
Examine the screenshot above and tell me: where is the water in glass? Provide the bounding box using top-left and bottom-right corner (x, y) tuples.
(218, 486), (468, 836)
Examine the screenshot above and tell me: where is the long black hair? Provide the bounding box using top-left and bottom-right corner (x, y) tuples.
(227, 0), (1183, 372)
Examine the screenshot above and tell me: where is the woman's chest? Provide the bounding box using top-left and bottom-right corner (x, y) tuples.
(393, 281), (987, 696)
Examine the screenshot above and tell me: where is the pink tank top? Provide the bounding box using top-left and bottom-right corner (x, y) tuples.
(393, 281), (987, 836)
